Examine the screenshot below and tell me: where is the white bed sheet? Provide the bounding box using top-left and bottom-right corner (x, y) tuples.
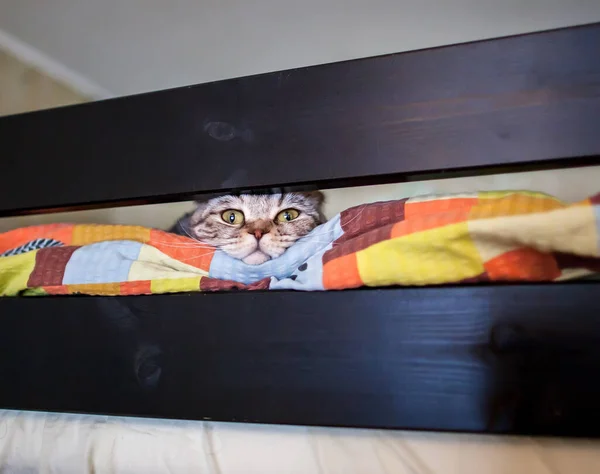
(0, 410), (599, 473)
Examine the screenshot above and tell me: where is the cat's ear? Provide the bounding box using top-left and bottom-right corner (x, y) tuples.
(301, 191), (325, 206)
(301, 191), (326, 224)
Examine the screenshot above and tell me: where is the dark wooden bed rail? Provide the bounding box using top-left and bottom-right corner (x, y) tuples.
(1, 23), (599, 216)
(1, 23), (600, 437)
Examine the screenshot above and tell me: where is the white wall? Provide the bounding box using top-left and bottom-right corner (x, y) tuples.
(0, 49), (87, 117)
(1, 0), (599, 97)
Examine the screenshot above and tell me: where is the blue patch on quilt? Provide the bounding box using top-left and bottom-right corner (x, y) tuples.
(63, 240), (143, 284)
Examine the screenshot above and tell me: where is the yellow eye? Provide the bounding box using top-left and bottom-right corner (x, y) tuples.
(221, 210), (245, 225)
(276, 209), (300, 223)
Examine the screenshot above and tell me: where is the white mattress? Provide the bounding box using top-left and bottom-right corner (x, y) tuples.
(0, 410), (599, 473)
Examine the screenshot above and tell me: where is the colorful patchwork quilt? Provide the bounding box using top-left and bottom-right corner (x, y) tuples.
(1, 190), (599, 296)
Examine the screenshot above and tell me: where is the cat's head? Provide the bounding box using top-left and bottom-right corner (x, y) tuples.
(189, 192), (324, 265)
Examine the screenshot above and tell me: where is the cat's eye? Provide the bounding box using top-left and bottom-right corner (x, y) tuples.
(276, 209), (300, 223)
(221, 210), (245, 225)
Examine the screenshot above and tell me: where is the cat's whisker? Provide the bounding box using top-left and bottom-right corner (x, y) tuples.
(150, 244), (217, 251)
(296, 234), (337, 242)
(178, 225), (196, 239)
(277, 238), (333, 246)
(178, 248), (217, 256)
(286, 228), (335, 239)
(286, 241), (338, 247)
(314, 204), (371, 236)
(151, 239), (200, 245)
(173, 251), (220, 263)
(148, 240), (216, 249)
(282, 233), (335, 242)
(147, 234), (208, 244)
(178, 224), (217, 246)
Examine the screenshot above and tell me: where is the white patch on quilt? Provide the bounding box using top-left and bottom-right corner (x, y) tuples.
(128, 244), (209, 281)
(270, 216), (343, 291)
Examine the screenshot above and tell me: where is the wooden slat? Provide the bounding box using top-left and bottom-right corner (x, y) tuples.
(1, 284), (600, 436)
(0, 24), (599, 215)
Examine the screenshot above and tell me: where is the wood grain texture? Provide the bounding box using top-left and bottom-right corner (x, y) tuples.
(1, 23), (600, 439)
(1, 284), (600, 437)
(0, 24), (599, 215)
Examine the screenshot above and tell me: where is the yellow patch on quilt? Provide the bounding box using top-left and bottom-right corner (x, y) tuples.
(151, 277), (202, 294)
(0, 251), (38, 296)
(470, 192), (563, 220)
(67, 282), (121, 295)
(128, 245), (209, 281)
(72, 225), (151, 245)
(356, 222), (485, 286)
(477, 190), (561, 201)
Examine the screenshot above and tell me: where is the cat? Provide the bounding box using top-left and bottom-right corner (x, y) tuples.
(169, 192), (325, 265)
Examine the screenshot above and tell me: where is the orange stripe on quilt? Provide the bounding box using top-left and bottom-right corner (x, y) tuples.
(0, 224), (75, 253)
(323, 253), (362, 290)
(41, 285), (71, 295)
(469, 193), (563, 220)
(484, 248), (561, 281)
(121, 280), (152, 295)
(391, 206), (472, 239)
(404, 197), (477, 219)
(72, 225), (151, 245)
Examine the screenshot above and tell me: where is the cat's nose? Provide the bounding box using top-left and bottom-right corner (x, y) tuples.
(254, 230), (263, 240)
